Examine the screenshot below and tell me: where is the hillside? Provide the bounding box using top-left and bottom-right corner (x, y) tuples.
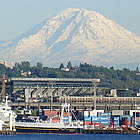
(0, 61), (140, 95)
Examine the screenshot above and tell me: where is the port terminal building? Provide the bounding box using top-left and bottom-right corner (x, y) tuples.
(11, 78), (100, 102)
(8, 78), (140, 112)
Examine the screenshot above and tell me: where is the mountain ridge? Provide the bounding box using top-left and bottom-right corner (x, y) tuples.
(0, 8), (140, 68)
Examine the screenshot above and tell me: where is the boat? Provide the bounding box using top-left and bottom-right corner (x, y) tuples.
(14, 103), (83, 134)
(0, 96), (16, 131)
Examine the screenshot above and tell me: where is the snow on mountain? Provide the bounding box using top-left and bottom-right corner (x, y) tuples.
(0, 8), (140, 68)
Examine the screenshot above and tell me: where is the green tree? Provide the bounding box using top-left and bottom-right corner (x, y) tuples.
(67, 61), (72, 70)
(31, 62), (43, 77)
(18, 61), (30, 72)
(59, 63), (65, 69)
(136, 67), (139, 72)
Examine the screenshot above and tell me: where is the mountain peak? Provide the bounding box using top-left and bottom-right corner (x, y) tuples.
(0, 8), (140, 68)
(59, 8), (80, 13)
(59, 8), (99, 17)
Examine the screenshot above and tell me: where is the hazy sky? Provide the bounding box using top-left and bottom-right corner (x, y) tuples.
(0, 0), (140, 41)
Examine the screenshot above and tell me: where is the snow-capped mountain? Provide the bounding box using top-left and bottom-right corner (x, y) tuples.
(0, 8), (140, 68)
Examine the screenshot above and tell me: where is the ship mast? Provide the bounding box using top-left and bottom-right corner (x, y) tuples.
(60, 102), (71, 124)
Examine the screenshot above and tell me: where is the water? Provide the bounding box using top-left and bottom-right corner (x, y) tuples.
(0, 134), (140, 140)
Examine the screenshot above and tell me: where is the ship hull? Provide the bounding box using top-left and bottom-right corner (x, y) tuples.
(15, 126), (83, 134)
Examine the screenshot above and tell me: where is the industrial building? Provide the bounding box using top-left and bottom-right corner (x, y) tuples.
(11, 78), (100, 102)
(4, 78), (137, 112)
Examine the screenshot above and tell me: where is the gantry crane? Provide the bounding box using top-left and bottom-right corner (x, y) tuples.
(0, 74), (6, 102)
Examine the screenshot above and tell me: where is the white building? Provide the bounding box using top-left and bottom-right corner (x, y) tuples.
(0, 60), (14, 68)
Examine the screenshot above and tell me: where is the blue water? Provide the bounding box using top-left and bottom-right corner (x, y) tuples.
(0, 134), (140, 140)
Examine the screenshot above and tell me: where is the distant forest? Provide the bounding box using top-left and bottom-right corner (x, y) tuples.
(0, 61), (140, 95)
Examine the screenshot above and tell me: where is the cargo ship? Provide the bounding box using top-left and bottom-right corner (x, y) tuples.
(14, 103), (83, 134)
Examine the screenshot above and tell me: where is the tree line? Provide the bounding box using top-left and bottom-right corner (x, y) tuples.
(0, 61), (140, 95)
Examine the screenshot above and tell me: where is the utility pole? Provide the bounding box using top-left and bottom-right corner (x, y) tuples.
(93, 83), (97, 110)
(49, 81), (55, 111)
(91, 79), (100, 111)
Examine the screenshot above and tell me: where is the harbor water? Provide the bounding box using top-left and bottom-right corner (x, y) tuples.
(0, 134), (140, 140)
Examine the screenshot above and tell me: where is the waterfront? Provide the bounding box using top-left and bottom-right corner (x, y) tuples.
(0, 134), (140, 140)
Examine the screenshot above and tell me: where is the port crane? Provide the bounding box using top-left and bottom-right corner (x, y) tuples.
(0, 74), (6, 102)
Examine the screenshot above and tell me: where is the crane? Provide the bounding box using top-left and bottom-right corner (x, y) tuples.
(0, 74), (6, 102)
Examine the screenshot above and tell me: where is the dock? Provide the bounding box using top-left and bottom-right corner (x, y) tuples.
(0, 130), (16, 135)
(83, 129), (139, 134)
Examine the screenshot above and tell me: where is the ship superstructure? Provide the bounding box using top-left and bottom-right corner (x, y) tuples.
(0, 96), (16, 131)
(14, 102), (83, 134)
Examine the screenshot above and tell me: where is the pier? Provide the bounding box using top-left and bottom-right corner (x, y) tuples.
(0, 130), (16, 135)
(83, 129), (139, 134)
